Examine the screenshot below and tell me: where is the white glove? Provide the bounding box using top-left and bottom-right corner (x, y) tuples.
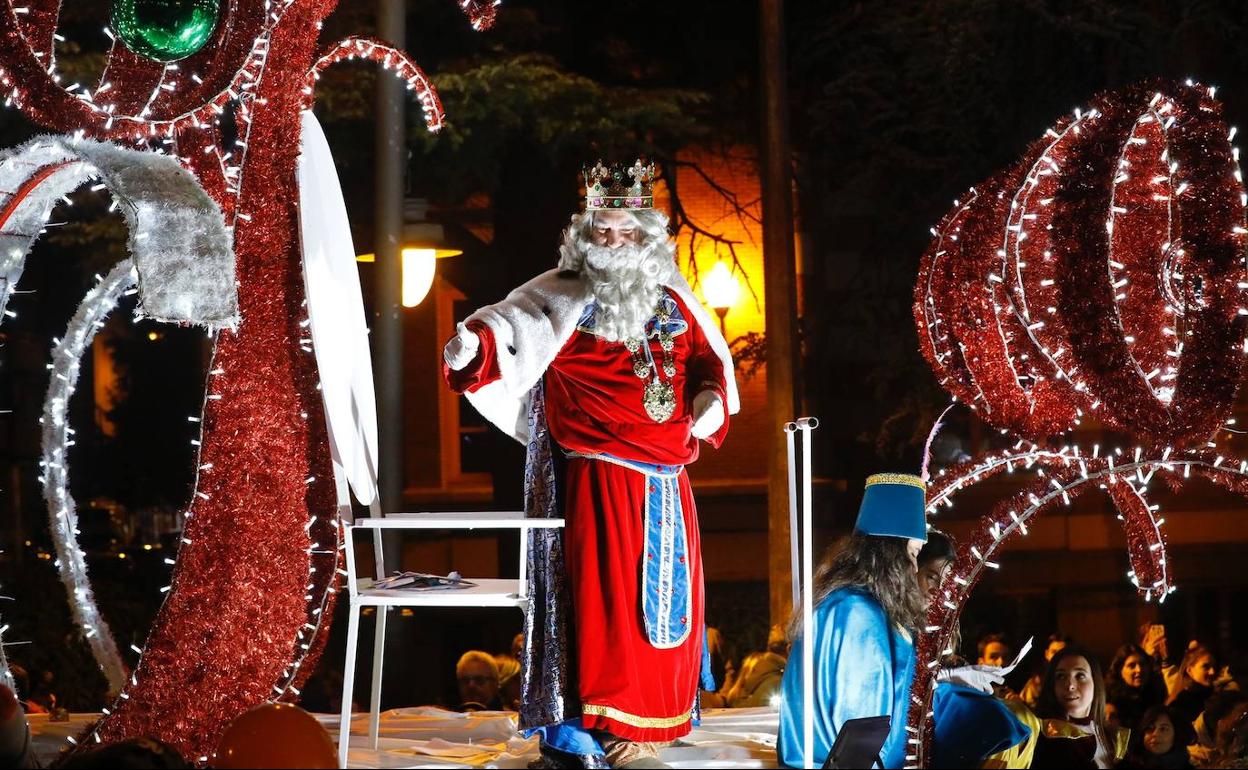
(443, 322), (481, 371)
(690, 390), (725, 439)
(936, 664), (1006, 694)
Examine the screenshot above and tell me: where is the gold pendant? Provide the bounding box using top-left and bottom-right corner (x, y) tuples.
(643, 380), (677, 423)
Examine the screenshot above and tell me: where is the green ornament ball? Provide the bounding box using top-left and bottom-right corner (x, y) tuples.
(111, 0), (221, 63)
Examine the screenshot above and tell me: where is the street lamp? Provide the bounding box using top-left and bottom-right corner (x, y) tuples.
(356, 246), (461, 307)
(703, 260), (742, 336)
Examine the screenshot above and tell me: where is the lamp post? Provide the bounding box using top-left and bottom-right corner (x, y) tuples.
(356, 246), (461, 308)
(703, 260), (742, 337)
(376, 0), (405, 525)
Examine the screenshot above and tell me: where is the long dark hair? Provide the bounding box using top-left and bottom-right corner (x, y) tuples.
(1036, 646), (1112, 751)
(1126, 705), (1193, 761)
(790, 531), (926, 638)
(1106, 643), (1156, 690)
(918, 529), (956, 568)
(918, 529), (963, 663)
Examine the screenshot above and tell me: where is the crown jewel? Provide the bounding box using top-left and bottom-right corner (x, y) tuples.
(583, 159), (656, 211)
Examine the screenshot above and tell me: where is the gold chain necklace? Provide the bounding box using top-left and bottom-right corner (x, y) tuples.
(625, 301), (677, 423)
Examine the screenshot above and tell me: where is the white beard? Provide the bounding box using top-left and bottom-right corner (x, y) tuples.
(582, 243), (674, 342)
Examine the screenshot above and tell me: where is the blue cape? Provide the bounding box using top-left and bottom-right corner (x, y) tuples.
(777, 587), (916, 768)
(931, 684), (1031, 768)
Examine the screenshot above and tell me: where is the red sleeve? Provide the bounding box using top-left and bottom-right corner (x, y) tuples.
(685, 308), (731, 448)
(442, 321), (502, 394)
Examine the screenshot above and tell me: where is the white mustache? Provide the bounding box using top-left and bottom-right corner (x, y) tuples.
(585, 244), (646, 272)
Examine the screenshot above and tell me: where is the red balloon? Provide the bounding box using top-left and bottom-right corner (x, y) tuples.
(213, 703), (337, 769)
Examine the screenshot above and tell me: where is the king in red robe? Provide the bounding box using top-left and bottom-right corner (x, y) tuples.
(443, 161), (739, 767)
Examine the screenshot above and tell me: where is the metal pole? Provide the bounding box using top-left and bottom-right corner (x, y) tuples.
(370, 2), (406, 713)
(375, 0), (405, 531)
(760, 0), (801, 628)
(798, 417), (818, 769)
(784, 422), (800, 609)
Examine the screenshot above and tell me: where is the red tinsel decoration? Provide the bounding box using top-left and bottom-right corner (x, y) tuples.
(907, 80), (1248, 767)
(915, 81), (1248, 446)
(461, 0), (501, 30)
(0, 0), (471, 763)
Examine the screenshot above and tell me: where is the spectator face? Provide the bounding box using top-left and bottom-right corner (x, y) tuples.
(1122, 654), (1147, 688)
(1189, 654), (1218, 687)
(979, 641), (1011, 668)
(591, 210), (641, 248)
(1054, 654), (1096, 719)
(1106, 702), (1121, 730)
(458, 660), (499, 705)
(1143, 713), (1176, 755)
(917, 557), (950, 595)
(1045, 638), (1068, 662)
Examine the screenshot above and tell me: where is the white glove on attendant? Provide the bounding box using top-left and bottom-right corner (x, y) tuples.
(443, 322), (481, 371)
(936, 664), (1006, 694)
(690, 390), (725, 440)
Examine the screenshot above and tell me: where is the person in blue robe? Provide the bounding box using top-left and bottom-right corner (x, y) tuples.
(777, 473), (930, 768)
(777, 474), (1026, 768)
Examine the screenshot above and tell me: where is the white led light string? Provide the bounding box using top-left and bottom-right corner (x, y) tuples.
(38, 261), (138, 694)
(1002, 109), (1097, 402)
(920, 192), (978, 377)
(918, 187), (997, 414)
(1104, 97), (1178, 403)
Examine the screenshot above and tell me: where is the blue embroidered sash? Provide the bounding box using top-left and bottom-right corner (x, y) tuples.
(566, 452), (692, 649)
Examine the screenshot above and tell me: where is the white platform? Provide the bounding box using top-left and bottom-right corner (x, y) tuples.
(30, 707), (780, 768)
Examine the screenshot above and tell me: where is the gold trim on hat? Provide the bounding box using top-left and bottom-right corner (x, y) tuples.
(864, 473), (927, 490)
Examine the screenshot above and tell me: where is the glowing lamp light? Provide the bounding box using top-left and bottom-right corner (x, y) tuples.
(401, 248), (436, 307)
(355, 247), (461, 307)
(703, 261), (742, 335)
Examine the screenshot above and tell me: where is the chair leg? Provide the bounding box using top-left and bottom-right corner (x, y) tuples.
(338, 604), (361, 768)
(368, 606), (388, 749)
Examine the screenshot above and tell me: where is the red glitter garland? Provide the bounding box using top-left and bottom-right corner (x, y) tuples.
(907, 79), (1248, 767)
(0, 0), (478, 762)
(461, 0), (501, 30)
(914, 81), (1248, 446)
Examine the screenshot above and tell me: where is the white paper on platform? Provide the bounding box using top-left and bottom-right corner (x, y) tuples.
(297, 110), (379, 514)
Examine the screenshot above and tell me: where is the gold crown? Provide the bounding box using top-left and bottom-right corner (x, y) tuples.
(583, 159), (656, 211)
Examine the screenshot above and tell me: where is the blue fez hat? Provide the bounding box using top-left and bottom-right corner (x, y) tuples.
(855, 473), (928, 542)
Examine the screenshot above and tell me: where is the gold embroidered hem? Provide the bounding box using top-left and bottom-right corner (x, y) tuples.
(581, 702), (692, 729)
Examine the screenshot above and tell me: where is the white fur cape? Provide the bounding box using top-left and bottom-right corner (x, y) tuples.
(464, 268), (741, 443)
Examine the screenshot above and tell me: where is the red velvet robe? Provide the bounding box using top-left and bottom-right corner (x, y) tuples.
(445, 289), (729, 742)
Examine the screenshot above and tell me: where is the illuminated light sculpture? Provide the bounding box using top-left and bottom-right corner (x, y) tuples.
(0, 0), (495, 761)
(916, 82), (1248, 445)
(906, 80), (1248, 767)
